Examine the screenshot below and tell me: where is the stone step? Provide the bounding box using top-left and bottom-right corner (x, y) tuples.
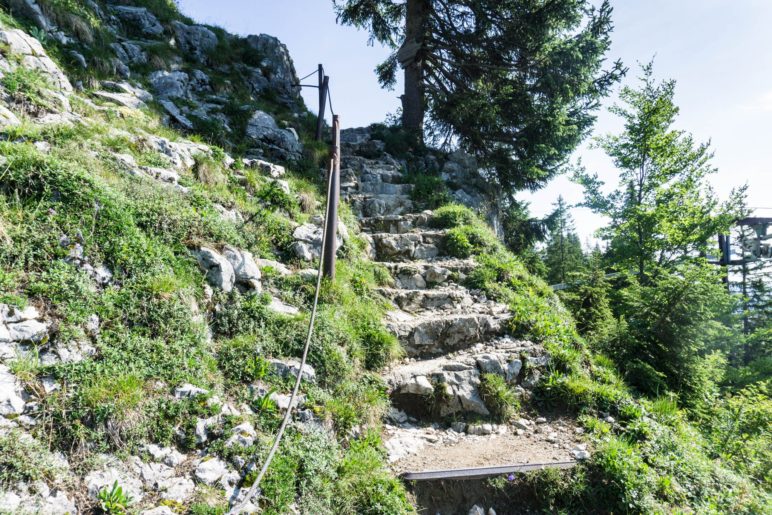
(378, 286), (487, 314)
(359, 211), (434, 234)
(370, 230), (446, 261)
(357, 181), (414, 196)
(385, 339), (543, 417)
(385, 310), (510, 358)
(379, 259), (477, 289)
(346, 193), (415, 218)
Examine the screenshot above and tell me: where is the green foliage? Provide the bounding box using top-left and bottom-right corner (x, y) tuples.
(0, 430), (63, 486)
(478, 373), (519, 421)
(430, 203), (477, 229)
(444, 224), (501, 258)
(558, 253), (616, 347)
(542, 196), (585, 285)
(335, 432), (414, 514)
(1, 66), (54, 113)
(97, 480), (133, 514)
(336, 0), (624, 192)
(405, 169), (450, 209)
(575, 62), (742, 279)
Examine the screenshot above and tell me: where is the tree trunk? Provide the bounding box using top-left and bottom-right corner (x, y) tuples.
(401, 0), (428, 136)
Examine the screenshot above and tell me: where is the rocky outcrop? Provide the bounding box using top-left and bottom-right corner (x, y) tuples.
(171, 21), (218, 63)
(246, 110), (303, 161)
(244, 34), (300, 102)
(111, 6), (164, 37)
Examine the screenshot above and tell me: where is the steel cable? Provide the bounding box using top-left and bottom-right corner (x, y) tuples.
(228, 159), (335, 514)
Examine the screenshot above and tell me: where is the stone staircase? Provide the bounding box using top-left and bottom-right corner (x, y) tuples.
(341, 149), (584, 493)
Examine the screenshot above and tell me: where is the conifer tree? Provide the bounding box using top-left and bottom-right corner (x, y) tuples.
(542, 195), (584, 285)
(334, 0), (625, 191)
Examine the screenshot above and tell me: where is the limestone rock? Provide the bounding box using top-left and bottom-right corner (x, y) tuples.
(0, 365), (25, 416)
(267, 297), (300, 316)
(171, 21), (217, 63)
(158, 99), (194, 130)
(174, 384), (208, 399)
(222, 246), (262, 291)
(195, 247), (235, 292)
(244, 34), (300, 102)
(246, 110), (302, 161)
(85, 464), (144, 502)
(269, 359), (315, 383)
(0, 28), (72, 94)
(194, 457), (230, 485)
(0, 105), (20, 127)
(149, 70), (190, 99)
(112, 6), (164, 37)
(8, 0), (53, 31)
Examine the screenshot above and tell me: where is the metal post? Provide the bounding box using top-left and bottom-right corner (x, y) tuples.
(315, 66), (328, 141)
(323, 115), (340, 280)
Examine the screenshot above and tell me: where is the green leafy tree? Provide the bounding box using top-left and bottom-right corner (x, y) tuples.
(542, 196), (584, 285)
(334, 0), (625, 191)
(575, 62), (742, 281)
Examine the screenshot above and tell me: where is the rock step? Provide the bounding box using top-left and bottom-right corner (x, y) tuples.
(369, 230), (447, 262)
(341, 157), (405, 182)
(357, 181), (414, 196)
(385, 339), (545, 417)
(359, 211), (434, 234)
(378, 286), (488, 314)
(379, 259), (477, 290)
(385, 311), (510, 358)
(346, 193), (415, 218)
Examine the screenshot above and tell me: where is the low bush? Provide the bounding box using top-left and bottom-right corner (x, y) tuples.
(478, 373), (519, 421)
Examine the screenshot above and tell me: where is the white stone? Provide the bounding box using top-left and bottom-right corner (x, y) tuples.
(223, 246), (262, 291)
(7, 319), (47, 343)
(157, 476), (195, 502)
(0, 365), (25, 416)
(85, 465), (144, 502)
(143, 507), (175, 515)
(269, 359), (315, 382)
(267, 297), (300, 316)
(469, 505), (485, 515)
(195, 247), (235, 292)
(194, 457), (230, 485)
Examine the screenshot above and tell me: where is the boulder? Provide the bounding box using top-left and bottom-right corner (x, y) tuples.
(157, 476), (194, 502)
(112, 6), (164, 37)
(158, 99), (194, 130)
(267, 297), (300, 316)
(0, 28), (73, 94)
(111, 41), (148, 66)
(171, 21), (218, 63)
(245, 110), (302, 161)
(195, 247), (235, 292)
(149, 70), (190, 99)
(222, 246), (262, 291)
(0, 105), (20, 127)
(173, 384), (208, 399)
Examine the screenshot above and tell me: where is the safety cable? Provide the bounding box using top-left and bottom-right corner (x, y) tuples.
(327, 87), (336, 117)
(229, 159), (335, 514)
(297, 68), (319, 82)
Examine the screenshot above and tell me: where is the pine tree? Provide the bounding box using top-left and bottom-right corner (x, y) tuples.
(559, 250), (615, 346)
(334, 0), (625, 191)
(542, 196), (584, 285)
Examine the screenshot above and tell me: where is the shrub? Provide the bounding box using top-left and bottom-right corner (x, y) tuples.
(430, 204), (478, 229)
(444, 224), (501, 258)
(1, 66), (53, 113)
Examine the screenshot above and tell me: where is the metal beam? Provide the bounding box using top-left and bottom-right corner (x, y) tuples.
(401, 461), (577, 481)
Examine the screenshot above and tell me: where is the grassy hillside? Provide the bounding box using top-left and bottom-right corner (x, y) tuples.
(0, 2), (768, 514)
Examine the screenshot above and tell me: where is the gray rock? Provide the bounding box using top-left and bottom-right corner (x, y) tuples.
(0, 105), (20, 127)
(466, 424), (493, 436)
(506, 359), (523, 382)
(469, 505), (486, 515)
(143, 507), (175, 515)
(291, 241), (315, 262)
(111, 41), (147, 66)
(172, 21), (218, 63)
(223, 246), (262, 291)
(195, 247), (235, 292)
(255, 259), (292, 276)
(8, 0), (52, 31)
(0, 28), (73, 94)
(85, 465), (144, 502)
(149, 70), (190, 99)
(243, 158), (286, 178)
(158, 99), (194, 130)
(476, 354), (504, 375)
(194, 457), (229, 485)
(157, 476), (194, 502)
(174, 383), (208, 399)
(400, 375), (434, 396)
(143, 444), (185, 467)
(93, 90), (147, 109)
(0, 365), (25, 416)
(244, 34), (300, 101)
(225, 422), (257, 448)
(246, 110), (303, 161)
(112, 6), (164, 37)
(7, 319), (47, 343)
(267, 297), (300, 316)
(269, 359), (315, 383)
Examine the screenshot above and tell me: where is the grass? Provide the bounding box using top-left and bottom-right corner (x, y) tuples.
(478, 373), (519, 421)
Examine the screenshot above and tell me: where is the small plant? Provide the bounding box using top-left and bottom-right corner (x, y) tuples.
(478, 373), (519, 421)
(0, 66), (53, 114)
(252, 389), (278, 414)
(431, 204), (478, 229)
(97, 480), (133, 514)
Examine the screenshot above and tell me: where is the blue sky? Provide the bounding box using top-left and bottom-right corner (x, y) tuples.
(178, 0), (772, 246)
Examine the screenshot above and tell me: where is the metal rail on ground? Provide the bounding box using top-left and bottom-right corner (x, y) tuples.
(401, 461), (577, 481)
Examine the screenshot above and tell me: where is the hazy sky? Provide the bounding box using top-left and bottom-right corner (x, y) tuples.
(178, 0), (772, 246)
